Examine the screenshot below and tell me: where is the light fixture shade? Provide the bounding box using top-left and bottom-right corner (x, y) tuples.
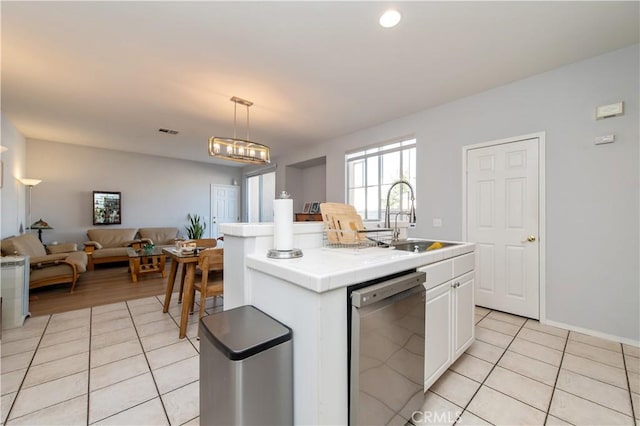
(30, 218), (53, 230)
(209, 137), (271, 164)
(209, 96), (271, 165)
(18, 178), (42, 187)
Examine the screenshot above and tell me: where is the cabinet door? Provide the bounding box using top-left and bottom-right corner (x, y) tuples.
(424, 282), (453, 389)
(453, 272), (475, 358)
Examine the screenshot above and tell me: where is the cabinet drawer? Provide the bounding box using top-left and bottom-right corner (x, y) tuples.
(453, 253), (475, 278)
(419, 259), (453, 291)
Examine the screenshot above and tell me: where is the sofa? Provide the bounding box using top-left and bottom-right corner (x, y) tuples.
(138, 227), (180, 248)
(84, 227), (179, 270)
(1, 234), (88, 292)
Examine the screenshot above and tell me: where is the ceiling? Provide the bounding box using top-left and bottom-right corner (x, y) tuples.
(2, 2), (638, 167)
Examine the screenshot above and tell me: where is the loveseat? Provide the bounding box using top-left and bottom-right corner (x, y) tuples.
(84, 227), (179, 270)
(1, 233), (88, 292)
(138, 227), (180, 248)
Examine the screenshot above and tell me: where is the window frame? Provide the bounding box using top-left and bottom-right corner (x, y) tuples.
(245, 166), (276, 223)
(345, 137), (416, 222)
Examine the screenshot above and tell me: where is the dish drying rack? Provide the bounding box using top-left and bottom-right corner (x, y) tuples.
(319, 202), (394, 251)
(322, 228), (394, 251)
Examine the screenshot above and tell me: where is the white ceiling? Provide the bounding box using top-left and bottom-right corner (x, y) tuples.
(2, 2), (638, 166)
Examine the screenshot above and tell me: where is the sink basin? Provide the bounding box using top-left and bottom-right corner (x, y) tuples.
(390, 240), (459, 253)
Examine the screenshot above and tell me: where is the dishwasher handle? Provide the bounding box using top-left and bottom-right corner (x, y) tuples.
(351, 271), (426, 308)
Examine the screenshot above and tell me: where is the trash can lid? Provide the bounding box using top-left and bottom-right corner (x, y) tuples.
(200, 305), (292, 361)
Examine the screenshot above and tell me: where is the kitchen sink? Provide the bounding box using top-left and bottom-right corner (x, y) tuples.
(390, 240), (459, 253)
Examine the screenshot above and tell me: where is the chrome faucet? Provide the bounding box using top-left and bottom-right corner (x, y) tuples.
(393, 211), (412, 241)
(384, 180), (416, 240)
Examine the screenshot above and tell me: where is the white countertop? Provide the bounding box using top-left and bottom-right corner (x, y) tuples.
(220, 222), (324, 237)
(246, 242), (475, 293)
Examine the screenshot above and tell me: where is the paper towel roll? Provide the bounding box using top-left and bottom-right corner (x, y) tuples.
(273, 198), (293, 251)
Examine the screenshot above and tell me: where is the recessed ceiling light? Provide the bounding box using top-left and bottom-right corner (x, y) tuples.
(379, 9), (401, 28)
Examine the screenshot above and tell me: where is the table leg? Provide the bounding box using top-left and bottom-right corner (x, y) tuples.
(130, 258), (139, 283)
(178, 265), (187, 303)
(163, 260), (179, 313)
(180, 263), (196, 339)
(160, 255), (166, 278)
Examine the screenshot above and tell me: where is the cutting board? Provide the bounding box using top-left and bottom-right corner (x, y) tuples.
(319, 203), (366, 244)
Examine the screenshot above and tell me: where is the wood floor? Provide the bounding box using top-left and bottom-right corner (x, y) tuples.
(28, 262), (173, 317)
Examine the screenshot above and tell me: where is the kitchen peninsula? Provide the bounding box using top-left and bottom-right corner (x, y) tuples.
(220, 222), (476, 425)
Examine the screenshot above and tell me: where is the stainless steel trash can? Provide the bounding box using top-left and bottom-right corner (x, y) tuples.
(200, 305), (293, 425)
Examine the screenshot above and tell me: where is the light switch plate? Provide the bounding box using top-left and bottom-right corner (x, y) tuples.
(596, 102), (623, 119)
(595, 134), (615, 145)
(432, 218), (442, 227)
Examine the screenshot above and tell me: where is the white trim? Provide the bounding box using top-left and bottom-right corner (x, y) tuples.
(344, 133), (416, 157)
(543, 318), (640, 348)
(462, 131), (546, 321)
(244, 164), (277, 178)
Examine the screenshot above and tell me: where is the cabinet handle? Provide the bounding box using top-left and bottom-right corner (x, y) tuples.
(453, 281), (460, 288)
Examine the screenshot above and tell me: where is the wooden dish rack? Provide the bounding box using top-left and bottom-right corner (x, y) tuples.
(320, 203), (393, 250)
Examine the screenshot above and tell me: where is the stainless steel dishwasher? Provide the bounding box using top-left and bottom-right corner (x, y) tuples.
(349, 270), (426, 425)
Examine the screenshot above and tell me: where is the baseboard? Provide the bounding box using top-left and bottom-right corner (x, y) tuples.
(542, 318), (640, 348)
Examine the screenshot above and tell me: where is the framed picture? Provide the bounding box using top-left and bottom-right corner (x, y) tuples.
(302, 202), (311, 214)
(310, 202), (320, 214)
(93, 191), (122, 225)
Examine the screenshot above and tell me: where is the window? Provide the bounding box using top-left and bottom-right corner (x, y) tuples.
(247, 171), (275, 222)
(346, 138), (416, 221)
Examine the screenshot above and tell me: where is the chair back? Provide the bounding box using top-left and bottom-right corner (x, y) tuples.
(194, 238), (217, 248)
(198, 248), (223, 272)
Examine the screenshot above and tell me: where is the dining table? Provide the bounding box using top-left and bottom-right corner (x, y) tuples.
(162, 247), (200, 338)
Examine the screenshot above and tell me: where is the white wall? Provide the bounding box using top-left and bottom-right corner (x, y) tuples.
(302, 164), (326, 206)
(0, 113), (27, 239)
(27, 139), (242, 244)
(274, 45), (640, 342)
(284, 163), (326, 212)
(285, 166), (304, 212)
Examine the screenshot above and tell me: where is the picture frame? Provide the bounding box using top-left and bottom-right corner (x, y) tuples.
(93, 191), (122, 225)
(310, 202), (320, 214)
(302, 202), (311, 214)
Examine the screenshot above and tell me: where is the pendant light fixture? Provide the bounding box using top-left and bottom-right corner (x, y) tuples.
(209, 96), (271, 164)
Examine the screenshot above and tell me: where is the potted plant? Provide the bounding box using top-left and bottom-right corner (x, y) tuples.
(186, 213), (206, 239)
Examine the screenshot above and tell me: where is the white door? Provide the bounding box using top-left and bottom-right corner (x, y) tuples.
(210, 185), (239, 243)
(465, 136), (541, 319)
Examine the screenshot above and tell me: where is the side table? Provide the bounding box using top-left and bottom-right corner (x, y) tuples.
(126, 247), (166, 283)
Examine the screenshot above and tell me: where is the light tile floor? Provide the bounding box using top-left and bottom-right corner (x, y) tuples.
(409, 307), (639, 426)
(1, 293), (220, 426)
(1, 301), (639, 425)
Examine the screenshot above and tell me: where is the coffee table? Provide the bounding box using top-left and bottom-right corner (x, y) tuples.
(127, 247), (167, 283)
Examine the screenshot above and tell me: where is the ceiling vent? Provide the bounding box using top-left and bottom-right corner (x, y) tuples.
(159, 128), (179, 135)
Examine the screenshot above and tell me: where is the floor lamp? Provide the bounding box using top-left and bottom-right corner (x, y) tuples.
(18, 178), (42, 235)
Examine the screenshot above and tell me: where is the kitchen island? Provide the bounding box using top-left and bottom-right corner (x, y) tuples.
(220, 222), (475, 425)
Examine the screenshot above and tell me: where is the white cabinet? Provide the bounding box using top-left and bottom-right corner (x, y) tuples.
(1, 256), (30, 329)
(453, 272), (475, 358)
(420, 253), (475, 389)
(424, 281), (453, 387)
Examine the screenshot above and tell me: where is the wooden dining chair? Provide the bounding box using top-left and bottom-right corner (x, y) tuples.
(194, 238), (218, 248)
(190, 248), (224, 319)
(177, 238), (218, 303)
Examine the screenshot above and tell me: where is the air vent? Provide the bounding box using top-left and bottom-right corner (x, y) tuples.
(159, 128), (179, 135)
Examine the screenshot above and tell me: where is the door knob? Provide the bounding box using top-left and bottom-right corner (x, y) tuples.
(527, 235), (536, 242)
